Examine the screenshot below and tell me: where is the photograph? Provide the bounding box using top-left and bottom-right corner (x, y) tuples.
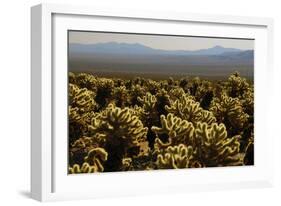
(68, 31), (254, 174)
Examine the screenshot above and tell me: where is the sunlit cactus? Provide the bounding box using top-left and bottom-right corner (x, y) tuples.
(227, 71), (250, 98)
(168, 87), (189, 102)
(88, 104), (148, 171)
(137, 92), (157, 112)
(69, 83), (96, 113)
(145, 79), (161, 95)
(69, 147), (108, 173)
(84, 148), (108, 172)
(210, 93), (249, 132)
(165, 95), (202, 123)
(152, 113), (194, 148)
(165, 94), (216, 124)
(69, 162), (98, 174)
(193, 122), (243, 167)
(156, 144), (194, 169)
(241, 88), (254, 115)
(68, 71), (254, 172)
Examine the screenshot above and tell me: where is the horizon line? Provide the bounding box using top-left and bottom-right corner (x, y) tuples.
(69, 42), (253, 52)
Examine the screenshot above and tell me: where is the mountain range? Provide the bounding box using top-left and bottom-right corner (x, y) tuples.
(69, 42), (254, 79)
(69, 42), (253, 57)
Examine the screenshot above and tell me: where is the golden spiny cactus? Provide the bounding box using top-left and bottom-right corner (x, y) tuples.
(165, 94), (216, 124)
(227, 71), (250, 98)
(210, 93), (249, 130)
(165, 95), (203, 123)
(88, 104), (148, 171)
(152, 113), (194, 148)
(84, 148), (108, 172)
(69, 83), (96, 113)
(156, 144), (194, 169)
(137, 92), (157, 112)
(89, 104), (148, 144)
(74, 72), (97, 91)
(69, 147), (108, 173)
(193, 123), (243, 167)
(69, 162), (98, 174)
(68, 71), (254, 172)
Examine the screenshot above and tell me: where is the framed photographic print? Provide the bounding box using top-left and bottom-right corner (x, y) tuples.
(31, 3), (274, 201)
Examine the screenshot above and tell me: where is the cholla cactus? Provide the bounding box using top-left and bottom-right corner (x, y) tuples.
(155, 89), (171, 116)
(137, 92), (157, 112)
(129, 84), (147, 106)
(68, 71), (253, 172)
(111, 86), (129, 107)
(165, 95), (216, 124)
(169, 87), (189, 102)
(69, 72), (77, 84)
(165, 95), (202, 123)
(179, 76), (189, 90)
(152, 113), (194, 148)
(68, 84), (97, 143)
(193, 122), (242, 167)
(227, 72), (250, 98)
(69, 162), (98, 174)
(122, 157), (133, 171)
(69, 147), (108, 173)
(74, 72), (97, 91)
(241, 88), (254, 115)
(156, 144), (194, 169)
(95, 78), (114, 109)
(69, 83), (96, 113)
(210, 93), (249, 131)
(89, 104), (148, 144)
(88, 104), (148, 171)
(68, 106), (89, 144)
(84, 148), (108, 172)
(145, 79), (161, 94)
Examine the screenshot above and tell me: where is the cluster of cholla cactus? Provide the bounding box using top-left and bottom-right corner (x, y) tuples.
(68, 71), (254, 173)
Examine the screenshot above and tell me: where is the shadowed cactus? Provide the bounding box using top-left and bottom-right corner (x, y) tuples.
(111, 85), (129, 107)
(137, 92), (157, 112)
(129, 84), (147, 106)
(95, 78), (114, 109)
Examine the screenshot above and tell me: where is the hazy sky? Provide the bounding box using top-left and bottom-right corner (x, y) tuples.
(69, 31), (254, 51)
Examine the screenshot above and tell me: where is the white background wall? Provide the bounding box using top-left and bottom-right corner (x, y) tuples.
(0, 0), (280, 205)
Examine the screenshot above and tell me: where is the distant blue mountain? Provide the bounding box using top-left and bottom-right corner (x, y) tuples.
(69, 42), (248, 56)
(69, 42), (254, 79)
(70, 42), (155, 54)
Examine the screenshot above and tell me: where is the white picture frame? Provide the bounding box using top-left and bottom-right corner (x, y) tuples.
(31, 3), (274, 202)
